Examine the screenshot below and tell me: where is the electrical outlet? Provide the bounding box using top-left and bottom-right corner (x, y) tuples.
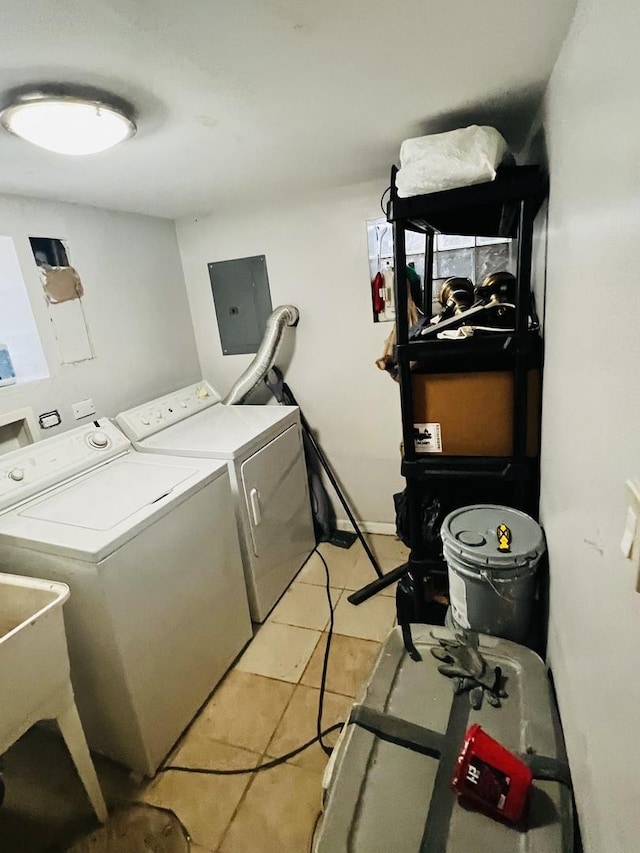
(72, 398), (96, 420)
(39, 410), (61, 429)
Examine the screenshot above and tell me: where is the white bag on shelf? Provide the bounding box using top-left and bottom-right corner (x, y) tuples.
(396, 125), (509, 198)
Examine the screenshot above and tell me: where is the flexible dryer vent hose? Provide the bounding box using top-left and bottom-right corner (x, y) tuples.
(222, 305), (299, 405)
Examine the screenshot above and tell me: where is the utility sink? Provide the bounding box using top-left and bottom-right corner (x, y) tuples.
(0, 571), (69, 637)
(0, 572), (71, 744)
(0, 572), (107, 822)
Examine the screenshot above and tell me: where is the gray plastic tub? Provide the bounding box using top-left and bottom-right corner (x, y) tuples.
(314, 626), (572, 853)
(441, 505), (545, 642)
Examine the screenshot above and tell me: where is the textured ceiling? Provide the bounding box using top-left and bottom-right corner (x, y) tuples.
(0, 0), (576, 218)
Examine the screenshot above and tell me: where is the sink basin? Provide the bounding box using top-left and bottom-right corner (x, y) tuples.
(0, 572), (107, 822)
(0, 572), (69, 638)
(0, 572), (70, 748)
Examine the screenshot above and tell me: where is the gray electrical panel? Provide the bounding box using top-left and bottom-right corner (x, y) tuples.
(208, 255), (273, 355)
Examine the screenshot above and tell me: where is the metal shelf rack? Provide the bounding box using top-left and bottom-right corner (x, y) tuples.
(388, 163), (548, 576)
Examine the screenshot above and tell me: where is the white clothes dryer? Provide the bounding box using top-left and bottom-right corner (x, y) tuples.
(0, 420), (252, 776)
(117, 381), (315, 622)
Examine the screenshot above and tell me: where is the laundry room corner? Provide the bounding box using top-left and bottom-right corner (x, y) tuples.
(5, 0), (640, 850)
(175, 181), (406, 529)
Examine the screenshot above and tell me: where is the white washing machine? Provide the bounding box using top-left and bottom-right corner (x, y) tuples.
(117, 381), (315, 622)
(0, 419), (252, 776)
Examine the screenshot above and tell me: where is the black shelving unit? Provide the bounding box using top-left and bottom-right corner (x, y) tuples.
(388, 163), (548, 580)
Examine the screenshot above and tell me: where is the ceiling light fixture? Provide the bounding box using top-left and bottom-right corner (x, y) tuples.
(0, 89), (136, 156)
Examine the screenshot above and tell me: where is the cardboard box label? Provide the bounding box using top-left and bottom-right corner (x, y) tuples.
(413, 422), (442, 453)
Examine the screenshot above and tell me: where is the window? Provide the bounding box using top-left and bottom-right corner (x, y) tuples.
(367, 218), (427, 323)
(0, 236), (49, 385)
(29, 236), (70, 267)
(367, 217), (517, 322)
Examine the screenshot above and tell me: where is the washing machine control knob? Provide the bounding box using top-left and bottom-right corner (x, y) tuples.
(141, 416), (151, 426)
(88, 431), (110, 449)
(154, 410), (163, 420)
(8, 468), (24, 482)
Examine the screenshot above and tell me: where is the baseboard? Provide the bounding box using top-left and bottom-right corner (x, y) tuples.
(335, 519), (397, 536)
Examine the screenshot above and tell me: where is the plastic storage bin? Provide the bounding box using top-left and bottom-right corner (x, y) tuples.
(314, 625), (572, 853)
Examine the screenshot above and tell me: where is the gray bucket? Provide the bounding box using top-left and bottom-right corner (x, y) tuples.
(440, 504), (545, 643)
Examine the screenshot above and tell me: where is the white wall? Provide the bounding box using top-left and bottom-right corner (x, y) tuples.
(538, 1), (640, 849)
(176, 181), (405, 525)
(0, 194), (200, 435)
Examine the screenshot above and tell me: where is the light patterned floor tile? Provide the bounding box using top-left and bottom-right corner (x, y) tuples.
(265, 685), (352, 771)
(379, 580), (398, 597)
(317, 541), (366, 584)
(318, 535), (408, 580)
(169, 737), (261, 773)
(301, 632), (382, 698)
(142, 768), (251, 851)
(341, 554), (383, 591)
(296, 551), (332, 586)
(332, 593), (397, 642)
(269, 582), (342, 631)
(235, 621), (321, 683)
(217, 762), (323, 853)
(339, 558), (400, 598)
(168, 671), (293, 757)
(368, 533), (410, 569)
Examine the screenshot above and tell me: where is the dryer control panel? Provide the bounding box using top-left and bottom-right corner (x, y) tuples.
(0, 419), (129, 513)
(116, 381), (221, 443)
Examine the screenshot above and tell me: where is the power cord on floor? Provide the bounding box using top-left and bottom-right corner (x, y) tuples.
(158, 546), (345, 777)
(315, 547), (336, 758)
(158, 723), (343, 777)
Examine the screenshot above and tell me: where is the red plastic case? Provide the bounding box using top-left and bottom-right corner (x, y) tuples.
(452, 723), (533, 823)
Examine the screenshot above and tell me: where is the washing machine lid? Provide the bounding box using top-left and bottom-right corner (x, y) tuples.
(133, 404), (300, 460)
(0, 452), (227, 562)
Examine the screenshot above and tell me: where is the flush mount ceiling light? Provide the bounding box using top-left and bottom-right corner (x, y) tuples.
(0, 89), (136, 155)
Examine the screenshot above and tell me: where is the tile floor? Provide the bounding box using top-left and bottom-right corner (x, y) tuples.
(0, 534), (408, 852)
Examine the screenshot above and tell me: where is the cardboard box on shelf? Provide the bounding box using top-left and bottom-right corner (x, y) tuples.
(411, 370), (540, 457)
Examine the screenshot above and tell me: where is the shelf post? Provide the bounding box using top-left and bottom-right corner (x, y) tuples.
(513, 197), (535, 452)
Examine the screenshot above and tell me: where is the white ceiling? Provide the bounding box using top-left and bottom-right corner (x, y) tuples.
(0, 0), (576, 219)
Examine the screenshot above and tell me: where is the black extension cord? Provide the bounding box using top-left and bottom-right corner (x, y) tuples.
(158, 547), (344, 777)
(315, 548), (335, 757)
(380, 185), (391, 216)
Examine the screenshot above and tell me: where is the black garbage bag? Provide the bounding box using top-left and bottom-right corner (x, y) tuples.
(303, 429), (335, 543)
(393, 488), (443, 553)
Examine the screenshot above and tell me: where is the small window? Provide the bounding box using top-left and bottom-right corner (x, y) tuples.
(0, 236), (49, 386)
(367, 217), (517, 322)
(29, 237), (69, 268)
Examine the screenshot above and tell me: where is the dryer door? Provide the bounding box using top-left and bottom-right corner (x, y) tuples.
(240, 424), (314, 619)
